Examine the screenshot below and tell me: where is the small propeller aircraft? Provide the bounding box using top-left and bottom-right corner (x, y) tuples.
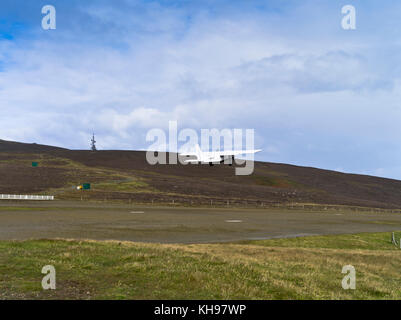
(179, 144), (262, 166)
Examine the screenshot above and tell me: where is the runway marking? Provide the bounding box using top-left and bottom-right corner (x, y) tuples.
(225, 220), (243, 223)
(130, 211), (145, 214)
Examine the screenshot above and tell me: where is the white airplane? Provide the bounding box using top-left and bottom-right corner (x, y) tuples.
(179, 144), (262, 166)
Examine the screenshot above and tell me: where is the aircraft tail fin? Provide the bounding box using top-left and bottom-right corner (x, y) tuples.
(195, 144), (202, 159)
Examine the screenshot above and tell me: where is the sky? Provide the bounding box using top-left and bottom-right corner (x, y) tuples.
(0, 0), (401, 179)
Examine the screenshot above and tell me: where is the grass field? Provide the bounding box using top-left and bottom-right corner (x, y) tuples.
(1, 232), (401, 299)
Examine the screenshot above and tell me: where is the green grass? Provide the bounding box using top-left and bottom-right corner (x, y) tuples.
(252, 175), (301, 188)
(240, 232), (401, 250)
(93, 179), (152, 192)
(2, 232), (401, 299)
(25, 154), (156, 197)
(0, 206), (51, 211)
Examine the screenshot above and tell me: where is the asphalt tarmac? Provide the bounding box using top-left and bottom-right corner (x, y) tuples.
(1, 201), (401, 243)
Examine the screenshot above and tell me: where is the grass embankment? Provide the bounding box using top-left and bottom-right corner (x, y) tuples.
(1, 232), (401, 299)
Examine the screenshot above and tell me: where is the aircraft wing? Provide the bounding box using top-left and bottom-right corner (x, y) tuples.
(179, 145), (261, 162)
(184, 159), (201, 163)
(216, 149), (262, 156)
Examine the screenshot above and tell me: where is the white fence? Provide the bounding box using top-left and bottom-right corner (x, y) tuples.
(0, 194), (54, 200)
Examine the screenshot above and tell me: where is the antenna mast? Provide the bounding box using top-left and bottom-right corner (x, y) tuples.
(91, 133), (97, 151)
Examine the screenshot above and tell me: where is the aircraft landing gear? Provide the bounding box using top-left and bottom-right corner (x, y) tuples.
(209, 162), (214, 166)
(229, 155), (234, 166)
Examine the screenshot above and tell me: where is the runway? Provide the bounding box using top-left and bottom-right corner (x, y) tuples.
(1, 202), (401, 243)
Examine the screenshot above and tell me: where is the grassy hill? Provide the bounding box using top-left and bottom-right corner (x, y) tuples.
(1, 139), (401, 209)
(1, 232), (401, 299)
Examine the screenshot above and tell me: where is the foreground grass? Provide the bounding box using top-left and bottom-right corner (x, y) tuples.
(1, 232), (401, 299)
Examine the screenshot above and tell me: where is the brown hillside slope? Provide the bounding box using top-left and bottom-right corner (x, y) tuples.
(0, 139), (67, 152)
(0, 139), (400, 208)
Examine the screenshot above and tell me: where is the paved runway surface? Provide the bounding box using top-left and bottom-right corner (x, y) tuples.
(1, 202), (401, 243)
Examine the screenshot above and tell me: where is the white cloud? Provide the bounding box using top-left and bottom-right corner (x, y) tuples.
(0, 1), (401, 178)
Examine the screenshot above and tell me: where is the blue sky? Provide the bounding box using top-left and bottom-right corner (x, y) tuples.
(1, 0), (401, 179)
